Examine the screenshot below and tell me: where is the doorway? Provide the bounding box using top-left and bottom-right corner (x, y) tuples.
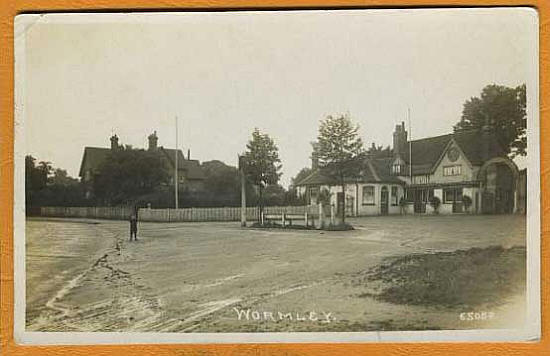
(381, 186), (389, 215)
(337, 192), (344, 216)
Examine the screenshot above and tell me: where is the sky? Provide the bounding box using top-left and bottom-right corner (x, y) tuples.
(21, 8), (537, 187)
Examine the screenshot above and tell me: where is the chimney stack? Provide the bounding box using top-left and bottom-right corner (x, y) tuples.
(110, 134), (119, 150)
(392, 121), (408, 157)
(148, 131), (158, 151)
(311, 142), (319, 170)
(187, 149), (190, 160)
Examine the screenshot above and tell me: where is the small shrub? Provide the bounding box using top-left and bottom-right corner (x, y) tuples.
(399, 197), (407, 214)
(429, 196), (441, 214)
(462, 195), (472, 213)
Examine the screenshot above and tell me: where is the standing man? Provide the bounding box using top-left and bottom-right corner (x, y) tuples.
(129, 209), (138, 241)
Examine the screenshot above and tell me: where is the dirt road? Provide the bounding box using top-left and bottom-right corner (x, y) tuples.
(25, 215), (526, 332)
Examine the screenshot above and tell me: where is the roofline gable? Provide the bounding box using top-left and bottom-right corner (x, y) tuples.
(430, 138), (474, 174)
(78, 149), (88, 177)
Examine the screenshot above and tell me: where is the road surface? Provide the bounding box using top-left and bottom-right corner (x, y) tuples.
(25, 214), (526, 332)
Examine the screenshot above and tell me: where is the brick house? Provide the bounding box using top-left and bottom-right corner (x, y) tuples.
(79, 132), (204, 198)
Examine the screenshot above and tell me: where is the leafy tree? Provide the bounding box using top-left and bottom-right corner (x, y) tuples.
(202, 160), (241, 198)
(93, 146), (170, 205)
(34, 169), (87, 207)
(367, 143), (392, 158)
(242, 128), (282, 217)
(263, 184), (286, 206)
(25, 157), (87, 209)
(453, 84), (526, 157)
(25, 156), (52, 209)
(182, 160), (256, 207)
(50, 168), (78, 186)
(315, 114), (364, 223)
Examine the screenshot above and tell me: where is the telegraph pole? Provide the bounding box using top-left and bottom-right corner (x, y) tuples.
(175, 116), (179, 209)
(408, 107), (412, 181)
(239, 155), (247, 227)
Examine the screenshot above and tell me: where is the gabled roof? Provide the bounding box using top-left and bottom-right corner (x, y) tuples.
(79, 147), (111, 177)
(401, 129), (506, 174)
(296, 128), (506, 185)
(159, 148), (205, 180)
(295, 157), (404, 187)
(79, 146), (205, 180)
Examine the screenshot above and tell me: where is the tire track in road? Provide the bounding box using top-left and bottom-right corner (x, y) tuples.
(28, 225), (180, 332)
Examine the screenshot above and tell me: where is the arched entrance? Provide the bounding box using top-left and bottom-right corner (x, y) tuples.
(477, 157), (519, 214)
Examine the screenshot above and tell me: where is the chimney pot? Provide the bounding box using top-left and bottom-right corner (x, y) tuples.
(148, 131), (158, 151)
(110, 134), (119, 150)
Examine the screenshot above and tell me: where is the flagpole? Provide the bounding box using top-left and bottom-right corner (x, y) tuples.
(175, 116), (179, 209)
(408, 107), (412, 181)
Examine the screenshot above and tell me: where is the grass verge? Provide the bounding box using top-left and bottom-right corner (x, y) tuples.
(361, 245), (525, 308)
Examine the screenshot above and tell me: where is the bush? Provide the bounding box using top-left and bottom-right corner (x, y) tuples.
(429, 196), (441, 214)
(398, 197), (407, 214)
(463, 195), (472, 212)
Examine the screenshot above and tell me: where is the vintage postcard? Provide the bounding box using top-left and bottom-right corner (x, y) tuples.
(13, 8), (540, 344)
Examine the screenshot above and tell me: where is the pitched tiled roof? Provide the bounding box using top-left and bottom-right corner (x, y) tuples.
(368, 157), (405, 183)
(159, 148), (205, 180)
(295, 157), (404, 186)
(402, 129), (505, 174)
(79, 146), (205, 180)
(296, 129), (506, 185)
(79, 147), (111, 177)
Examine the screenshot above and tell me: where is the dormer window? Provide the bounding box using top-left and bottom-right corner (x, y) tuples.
(392, 164), (402, 175)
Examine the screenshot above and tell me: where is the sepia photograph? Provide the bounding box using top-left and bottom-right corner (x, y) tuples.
(14, 8), (540, 343)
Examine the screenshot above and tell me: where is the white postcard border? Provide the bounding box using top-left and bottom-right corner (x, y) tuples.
(13, 9), (541, 344)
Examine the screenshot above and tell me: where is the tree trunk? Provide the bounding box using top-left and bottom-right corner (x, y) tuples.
(259, 184), (264, 224)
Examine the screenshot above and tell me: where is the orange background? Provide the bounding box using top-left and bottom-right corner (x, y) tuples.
(0, 0), (547, 355)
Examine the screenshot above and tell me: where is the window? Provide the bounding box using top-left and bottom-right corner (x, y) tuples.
(413, 175), (430, 184)
(443, 165), (462, 176)
(309, 187), (319, 199)
(362, 185), (375, 205)
(392, 164), (401, 175)
(443, 188), (463, 203)
(391, 186), (398, 205)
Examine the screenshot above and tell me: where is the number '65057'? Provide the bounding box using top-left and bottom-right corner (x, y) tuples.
(459, 312), (495, 321)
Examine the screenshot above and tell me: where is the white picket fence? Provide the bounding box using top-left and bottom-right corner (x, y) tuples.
(138, 205), (319, 222)
(39, 205), (319, 223)
(40, 206), (134, 220)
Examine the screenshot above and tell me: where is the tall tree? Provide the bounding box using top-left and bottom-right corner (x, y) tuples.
(93, 146), (170, 205)
(25, 155), (50, 208)
(242, 128), (282, 217)
(316, 114), (364, 223)
(454, 84), (526, 157)
(25, 157), (86, 208)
